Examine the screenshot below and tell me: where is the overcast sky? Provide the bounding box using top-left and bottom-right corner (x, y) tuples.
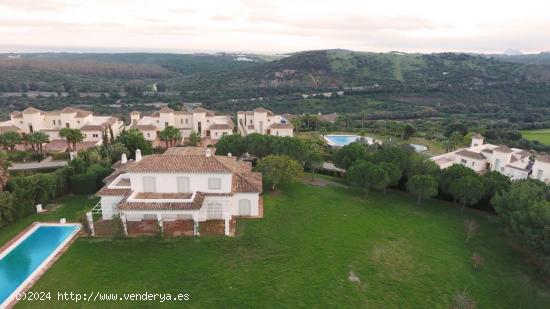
(0, 0), (549, 54)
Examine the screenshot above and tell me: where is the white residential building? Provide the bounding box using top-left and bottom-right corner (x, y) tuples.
(431, 134), (550, 182)
(128, 107), (234, 142)
(237, 108), (294, 137)
(0, 107), (124, 151)
(96, 147), (263, 236)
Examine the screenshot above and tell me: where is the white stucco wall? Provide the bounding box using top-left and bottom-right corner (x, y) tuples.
(129, 172), (233, 193)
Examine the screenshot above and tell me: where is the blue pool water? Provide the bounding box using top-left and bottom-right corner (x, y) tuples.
(0, 225), (79, 304)
(325, 135), (374, 147)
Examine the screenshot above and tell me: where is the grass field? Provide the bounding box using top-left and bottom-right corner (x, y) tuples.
(521, 129), (550, 145)
(13, 181), (550, 308)
(0, 195), (97, 247)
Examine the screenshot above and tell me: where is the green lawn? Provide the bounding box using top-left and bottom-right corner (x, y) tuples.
(521, 129), (550, 145)
(15, 182), (550, 308)
(0, 195), (97, 247)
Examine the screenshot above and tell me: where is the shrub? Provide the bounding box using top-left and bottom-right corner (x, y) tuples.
(78, 212), (92, 236)
(112, 215), (125, 239)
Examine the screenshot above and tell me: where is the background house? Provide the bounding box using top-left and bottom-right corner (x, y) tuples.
(237, 107), (293, 137)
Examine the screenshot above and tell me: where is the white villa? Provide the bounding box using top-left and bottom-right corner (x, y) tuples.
(237, 108), (294, 137)
(96, 147), (263, 236)
(0, 107), (124, 151)
(431, 134), (550, 182)
(128, 107), (234, 143)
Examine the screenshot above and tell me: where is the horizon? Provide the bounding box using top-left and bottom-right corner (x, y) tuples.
(1, 0), (550, 54)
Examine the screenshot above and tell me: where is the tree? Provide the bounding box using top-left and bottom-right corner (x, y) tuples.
(406, 175), (438, 205)
(450, 176), (485, 211)
(256, 155), (303, 191)
(215, 134), (246, 156)
(491, 179), (550, 274)
(156, 82), (166, 92)
(333, 142), (367, 169)
(379, 162), (401, 194)
(0, 191), (16, 228)
(159, 126), (181, 148)
(439, 164), (478, 198)
(347, 161), (389, 199)
(402, 124), (416, 140)
(243, 133), (271, 158)
(272, 136), (308, 163)
(188, 131), (202, 146)
(58, 128), (84, 151)
(481, 171), (512, 208)
(0, 131), (22, 152)
(115, 128), (153, 158)
(24, 132), (49, 153)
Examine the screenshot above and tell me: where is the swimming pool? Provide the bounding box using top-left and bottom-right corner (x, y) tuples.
(0, 224), (81, 307)
(409, 143), (428, 152)
(324, 135), (374, 147)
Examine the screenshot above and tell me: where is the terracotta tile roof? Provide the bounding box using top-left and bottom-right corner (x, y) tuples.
(126, 154), (232, 173)
(164, 147), (215, 156)
(481, 148), (494, 153)
(269, 122), (294, 129)
(60, 107), (77, 113)
(118, 192), (232, 210)
(150, 111), (160, 117)
(455, 149), (487, 160)
(135, 192), (193, 199)
(81, 125), (104, 131)
(96, 186), (132, 196)
(75, 109), (92, 117)
(22, 107), (42, 114)
(132, 124), (157, 131)
(130, 111), (141, 115)
(174, 111), (191, 115)
(233, 172), (262, 192)
(319, 113), (338, 123)
(0, 125), (20, 133)
(42, 111), (60, 115)
(115, 178), (131, 186)
(254, 107), (274, 115)
(159, 107), (174, 113)
(209, 123), (233, 130)
(493, 145), (513, 153)
(10, 111), (22, 118)
(472, 133), (484, 139)
(193, 107), (215, 116)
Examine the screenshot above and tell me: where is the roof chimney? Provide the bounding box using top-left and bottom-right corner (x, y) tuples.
(205, 149), (212, 158)
(135, 149), (142, 162)
(227, 152), (232, 157)
(121, 153), (127, 164)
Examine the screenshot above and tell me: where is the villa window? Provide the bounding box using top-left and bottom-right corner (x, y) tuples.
(93, 133), (99, 138)
(471, 162), (475, 167)
(207, 202), (223, 219)
(157, 120), (159, 123)
(208, 178), (221, 190)
(461, 159), (467, 164)
(238, 199), (251, 216)
(186, 119), (188, 124)
(77, 120), (80, 124)
(181, 119), (183, 124)
(494, 159), (501, 171)
(142, 176), (156, 192)
(52, 120), (56, 125)
(177, 176), (190, 193)
(147, 133), (150, 137)
(222, 132), (227, 136)
(165, 122), (168, 127)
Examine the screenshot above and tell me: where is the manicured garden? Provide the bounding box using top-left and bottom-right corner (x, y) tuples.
(521, 129), (550, 145)
(15, 181), (550, 308)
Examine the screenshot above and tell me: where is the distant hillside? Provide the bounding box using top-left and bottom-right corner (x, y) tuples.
(0, 52), (266, 75)
(492, 52), (550, 65)
(180, 50), (550, 91)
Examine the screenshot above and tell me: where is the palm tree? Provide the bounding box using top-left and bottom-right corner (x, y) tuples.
(0, 131), (22, 152)
(188, 131), (201, 146)
(24, 132), (49, 153)
(159, 126), (182, 148)
(59, 128), (84, 151)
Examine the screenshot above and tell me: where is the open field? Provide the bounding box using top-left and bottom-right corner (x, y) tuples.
(521, 129), (550, 145)
(14, 181), (550, 308)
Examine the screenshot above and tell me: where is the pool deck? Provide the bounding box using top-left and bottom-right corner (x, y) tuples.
(1, 222), (81, 309)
